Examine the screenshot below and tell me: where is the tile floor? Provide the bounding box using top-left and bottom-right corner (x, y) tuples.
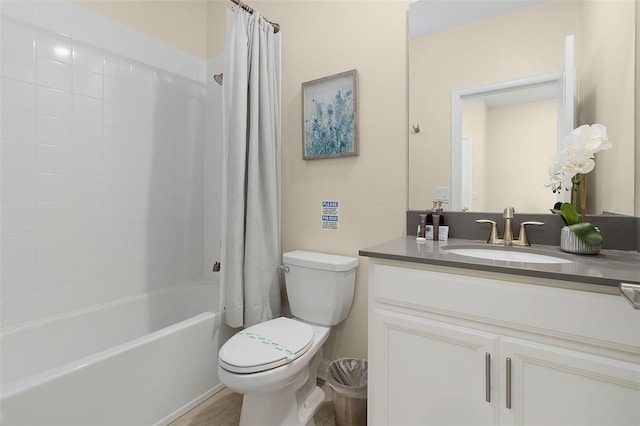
(169, 382), (335, 426)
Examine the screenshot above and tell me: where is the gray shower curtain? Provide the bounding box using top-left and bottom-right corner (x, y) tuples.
(220, 7), (281, 328)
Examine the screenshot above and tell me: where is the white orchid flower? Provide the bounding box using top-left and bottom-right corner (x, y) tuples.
(546, 124), (611, 193)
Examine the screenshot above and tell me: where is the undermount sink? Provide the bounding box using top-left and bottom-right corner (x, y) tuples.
(444, 246), (573, 264)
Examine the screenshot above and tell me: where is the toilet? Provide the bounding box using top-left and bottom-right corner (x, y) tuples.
(218, 250), (359, 426)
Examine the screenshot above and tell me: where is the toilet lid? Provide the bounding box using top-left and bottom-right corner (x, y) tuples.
(219, 317), (314, 374)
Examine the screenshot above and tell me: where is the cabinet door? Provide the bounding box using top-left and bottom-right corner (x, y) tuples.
(369, 310), (498, 425)
(500, 336), (640, 426)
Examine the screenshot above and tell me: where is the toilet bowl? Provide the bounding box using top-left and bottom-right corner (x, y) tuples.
(218, 250), (358, 426)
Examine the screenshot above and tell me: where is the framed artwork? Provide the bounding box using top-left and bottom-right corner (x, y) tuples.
(302, 69), (358, 160)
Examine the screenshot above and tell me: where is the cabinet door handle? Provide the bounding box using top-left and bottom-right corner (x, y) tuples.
(485, 352), (491, 403)
(506, 357), (512, 409)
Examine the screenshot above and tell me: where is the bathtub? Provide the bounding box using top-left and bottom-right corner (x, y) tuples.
(0, 281), (222, 425)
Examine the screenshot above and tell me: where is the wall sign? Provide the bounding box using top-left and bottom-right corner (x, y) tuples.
(321, 200), (339, 230)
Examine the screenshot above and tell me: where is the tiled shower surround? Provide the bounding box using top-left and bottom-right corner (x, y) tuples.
(1, 1), (219, 327)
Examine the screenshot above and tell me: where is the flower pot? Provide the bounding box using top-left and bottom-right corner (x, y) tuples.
(560, 226), (601, 255)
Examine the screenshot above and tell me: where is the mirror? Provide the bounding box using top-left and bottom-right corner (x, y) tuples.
(408, 0), (636, 215)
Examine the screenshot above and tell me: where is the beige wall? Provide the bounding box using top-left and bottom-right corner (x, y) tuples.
(579, 0), (636, 215)
(255, 1), (410, 362)
(76, 0), (208, 58)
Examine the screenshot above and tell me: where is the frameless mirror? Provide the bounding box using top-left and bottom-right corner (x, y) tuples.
(408, 0), (636, 215)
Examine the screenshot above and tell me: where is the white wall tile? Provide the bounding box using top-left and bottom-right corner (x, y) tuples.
(1, 20), (35, 53)
(71, 276), (108, 308)
(72, 44), (103, 74)
(37, 115), (72, 147)
(2, 171), (37, 202)
(35, 33), (72, 65)
(73, 227), (103, 254)
(73, 252), (104, 282)
(1, 109), (36, 142)
(73, 94), (103, 124)
(72, 148), (102, 175)
(37, 256), (74, 288)
(35, 284), (73, 318)
(1, 47), (35, 82)
(36, 86), (72, 119)
(36, 172), (73, 202)
(73, 174), (103, 201)
(1, 77), (36, 112)
(1, 232), (37, 264)
(72, 121), (102, 150)
(1, 202), (37, 233)
(1, 291), (39, 327)
(73, 201), (103, 228)
(36, 201), (74, 230)
(37, 57), (72, 91)
(1, 261), (38, 296)
(73, 67), (103, 98)
(37, 229), (73, 260)
(37, 144), (72, 173)
(1, 7), (208, 326)
(1, 140), (36, 172)
(103, 55), (131, 78)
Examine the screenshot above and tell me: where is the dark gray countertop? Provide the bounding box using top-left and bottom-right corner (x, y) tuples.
(360, 237), (640, 289)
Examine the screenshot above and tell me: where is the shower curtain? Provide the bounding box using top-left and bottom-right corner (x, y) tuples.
(220, 8), (281, 328)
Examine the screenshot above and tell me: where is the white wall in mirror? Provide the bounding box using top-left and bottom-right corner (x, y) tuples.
(409, 0), (636, 215)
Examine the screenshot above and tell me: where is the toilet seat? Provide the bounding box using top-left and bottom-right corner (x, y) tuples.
(219, 317), (314, 374)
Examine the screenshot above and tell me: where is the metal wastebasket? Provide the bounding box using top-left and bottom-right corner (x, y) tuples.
(325, 358), (368, 426)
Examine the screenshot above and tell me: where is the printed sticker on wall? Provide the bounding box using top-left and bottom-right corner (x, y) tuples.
(321, 200), (339, 230)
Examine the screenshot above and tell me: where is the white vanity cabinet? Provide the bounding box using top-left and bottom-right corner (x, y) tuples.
(368, 261), (640, 426)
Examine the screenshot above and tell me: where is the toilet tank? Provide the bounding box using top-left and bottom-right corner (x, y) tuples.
(283, 250), (358, 326)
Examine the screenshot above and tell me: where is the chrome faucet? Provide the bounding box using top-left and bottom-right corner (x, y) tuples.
(475, 207), (544, 247)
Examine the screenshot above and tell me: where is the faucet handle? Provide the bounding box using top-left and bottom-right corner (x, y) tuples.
(513, 221), (545, 246)
(475, 219), (502, 244)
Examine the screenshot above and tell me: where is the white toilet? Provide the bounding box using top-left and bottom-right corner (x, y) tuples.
(218, 250), (359, 426)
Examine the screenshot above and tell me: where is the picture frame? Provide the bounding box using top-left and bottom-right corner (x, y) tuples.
(302, 69), (358, 160)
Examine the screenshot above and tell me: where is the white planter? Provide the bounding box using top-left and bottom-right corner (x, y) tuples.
(560, 226), (601, 255)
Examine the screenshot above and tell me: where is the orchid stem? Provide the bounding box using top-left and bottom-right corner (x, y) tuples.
(580, 173), (587, 223)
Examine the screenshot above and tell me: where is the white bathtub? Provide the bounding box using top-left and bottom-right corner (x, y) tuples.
(0, 281), (222, 425)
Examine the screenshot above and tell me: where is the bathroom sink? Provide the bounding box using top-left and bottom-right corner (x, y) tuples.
(444, 247), (573, 264)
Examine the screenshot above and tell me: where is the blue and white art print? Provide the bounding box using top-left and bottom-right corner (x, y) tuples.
(302, 70), (358, 160)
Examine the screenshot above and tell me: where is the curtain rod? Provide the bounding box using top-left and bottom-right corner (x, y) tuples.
(230, 0), (280, 33)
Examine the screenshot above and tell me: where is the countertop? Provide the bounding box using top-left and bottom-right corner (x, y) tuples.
(360, 237), (640, 290)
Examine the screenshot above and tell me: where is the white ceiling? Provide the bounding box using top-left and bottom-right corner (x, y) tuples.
(409, 0), (546, 39)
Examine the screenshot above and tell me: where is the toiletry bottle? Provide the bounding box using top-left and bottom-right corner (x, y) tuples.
(418, 214), (427, 238)
(432, 213), (440, 241)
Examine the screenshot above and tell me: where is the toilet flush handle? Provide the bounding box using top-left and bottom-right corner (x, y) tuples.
(280, 265), (290, 273)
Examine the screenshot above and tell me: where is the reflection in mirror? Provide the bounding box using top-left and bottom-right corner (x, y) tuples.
(452, 65), (570, 212)
(409, 0), (636, 215)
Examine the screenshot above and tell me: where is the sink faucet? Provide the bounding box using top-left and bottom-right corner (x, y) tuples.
(502, 206), (515, 245)
(475, 207), (544, 246)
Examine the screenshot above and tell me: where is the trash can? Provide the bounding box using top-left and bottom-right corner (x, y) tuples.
(325, 358), (368, 426)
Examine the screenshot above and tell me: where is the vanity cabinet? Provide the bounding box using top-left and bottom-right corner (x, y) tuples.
(368, 261), (640, 426)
